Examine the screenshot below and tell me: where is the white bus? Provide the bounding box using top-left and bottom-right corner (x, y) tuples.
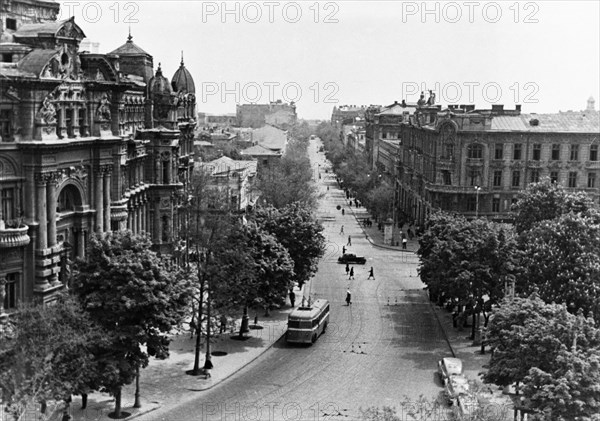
(286, 299), (330, 344)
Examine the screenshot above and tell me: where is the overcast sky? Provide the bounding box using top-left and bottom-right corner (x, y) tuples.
(58, 1), (600, 120)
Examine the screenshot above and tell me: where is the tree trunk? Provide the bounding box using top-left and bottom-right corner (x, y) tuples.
(133, 365), (141, 408)
(192, 260), (204, 375)
(114, 388), (122, 419)
(81, 393), (87, 409)
(239, 305), (249, 337)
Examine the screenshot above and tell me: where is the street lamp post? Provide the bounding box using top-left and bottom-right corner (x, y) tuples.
(474, 185), (481, 217)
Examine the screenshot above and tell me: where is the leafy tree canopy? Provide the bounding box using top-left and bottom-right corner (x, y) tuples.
(516, 212), (600, 320)
(252, 202), (325, 288)
(72, 231), (191, 393)
(512, 178), (598, 233)
(0, 295), (107, 419)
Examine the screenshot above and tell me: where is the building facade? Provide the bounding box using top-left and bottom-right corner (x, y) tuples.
(376, 101), (600, 225)
(0, 0), (196, 309)
(236, 101), (296, 129)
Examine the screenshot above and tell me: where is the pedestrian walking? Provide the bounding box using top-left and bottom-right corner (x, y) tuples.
(327, 186), (329, 191)
(347, 235), (352, 246)
(289, 289), (296, 307)
(349, 267), (355, 280)
(345, 263), (350, 275)
(340, 225), (344, 234)
(219, 314), (227, 334)
(342, 208), (345, 216)
(346, 289), (352, 306)
(402, 237), (408, 250)
(368, 267), (374, 280)
(342, 245), (346, 254)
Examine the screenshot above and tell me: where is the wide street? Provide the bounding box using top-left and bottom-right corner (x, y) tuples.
(139, 139), (453, 421)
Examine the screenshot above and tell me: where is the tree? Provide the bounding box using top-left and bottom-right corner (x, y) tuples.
(516, 212), (600, 320)
(71, 231), (191, 418)
(512, 178), (598, 233)
(252, 202), (325, 289)
(209, 221), (294, 332)
(524, 346), (600, 421)
(255, 138), (320, 210)
(484, 295), (600, 420)
(366, 183), (394, 221)
(0, 295), (106, 421)
(418, 212), (517, 314)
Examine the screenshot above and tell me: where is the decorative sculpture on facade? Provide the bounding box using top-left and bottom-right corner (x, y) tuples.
(37, 94), (57, 125)
(96, 93), (111, 121)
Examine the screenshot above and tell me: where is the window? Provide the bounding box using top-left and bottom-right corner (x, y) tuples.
(442, 170), (452, 185)
(568, 172), (577, 188)
(550, 171), (559, 183)
(494, 143), (503, 160)
(3, 273), (18, 310)
(570, 145), (579, 161)
(445, 144), (454, 159)
(493, 170), (502, 187)
(492, 197), (500, 212)
(530, 169), (540, 184)
(512, 170), (521, 187)
(513, 144), (522, 160)
(1, 53), (13, 63)
(588, 172), (597, 188)
(552, 144), (560, 160)
(467, 143), (483, 159)
(0, 109), (12, 141)
(467, 197), (476, 212)
(468, 170), (480, 186)
(6, 18), (17, 30)
(591, 145), (598, 161)
(1, 188), (14, 222)
(532, 144), (541, 161)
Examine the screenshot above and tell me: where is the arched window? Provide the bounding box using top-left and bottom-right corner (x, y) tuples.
(57, 185), (82, 213)
(467, 143), (483, 159)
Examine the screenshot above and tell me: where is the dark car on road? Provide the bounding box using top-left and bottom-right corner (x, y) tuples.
(337, 253), (367, 264)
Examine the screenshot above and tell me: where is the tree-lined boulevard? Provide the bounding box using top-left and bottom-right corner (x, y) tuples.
(136, 137), (454, 421)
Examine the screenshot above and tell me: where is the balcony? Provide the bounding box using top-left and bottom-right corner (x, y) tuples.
(0, 224), (31, 248)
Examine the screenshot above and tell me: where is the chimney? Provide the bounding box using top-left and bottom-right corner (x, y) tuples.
(515, 104), (522, 113)
(529, 118), (539, 126)
(491, 104), (504, 113)
(401, 99), (406, 107)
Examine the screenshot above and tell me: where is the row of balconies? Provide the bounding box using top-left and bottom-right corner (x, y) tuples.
(0, 223), (30, 249)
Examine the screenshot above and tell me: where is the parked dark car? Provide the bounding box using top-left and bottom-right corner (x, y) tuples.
(338, 253), (366, 264)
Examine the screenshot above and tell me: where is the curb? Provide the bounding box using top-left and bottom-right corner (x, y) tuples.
(347, 204), (416, 253)
(193, 330), (286, 392)
(428, 301), (457, 358)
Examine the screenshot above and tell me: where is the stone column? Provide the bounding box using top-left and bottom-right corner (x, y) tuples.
(154, 200), (161, 244)
(104, 171), (111, 232)
(47, 174), (57, 247)
(166, 155), (172, 184)
(25, 169), (35, 222)
(136, 204), (141, 234)
(36, 174), (48, 250)
(128, 206), (133, 232)
(72, 105), (80, 137)
(77, 229), (85, 258)
(95, 170), (104, 233)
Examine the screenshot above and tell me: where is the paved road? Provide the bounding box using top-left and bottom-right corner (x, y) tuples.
(139, 140), (452, 421)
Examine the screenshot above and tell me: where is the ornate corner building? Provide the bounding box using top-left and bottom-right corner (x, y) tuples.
(366, 92), (600, 227)
(0, 0), (196, 308)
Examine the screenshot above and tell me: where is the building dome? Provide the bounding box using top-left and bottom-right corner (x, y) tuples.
(148, 63), (172, 97)
(171, 53), (195, 94)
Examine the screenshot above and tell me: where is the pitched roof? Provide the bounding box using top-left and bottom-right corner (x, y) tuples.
(252, 125), (287, 150)
(17, 49), (57, 76)
(490, 112), (600, 133)
(377, 102), (419, 115)
(109, 34), (150, 57)
(240, 144), (280, 156)
(197, 156), (257, 176)
(14, 18), (85, 39)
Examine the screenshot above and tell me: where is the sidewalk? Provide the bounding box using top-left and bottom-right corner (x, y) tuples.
(45, 285), (306, 421)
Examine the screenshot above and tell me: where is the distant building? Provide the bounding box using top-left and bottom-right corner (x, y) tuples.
(195, 156), (257, 212)
(331, 104), (368, 127)
(251, 124), (288, 155)
(382, 97), (600, 225)
(236, 100), (297, 128)
(240, 144), (281, 170)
